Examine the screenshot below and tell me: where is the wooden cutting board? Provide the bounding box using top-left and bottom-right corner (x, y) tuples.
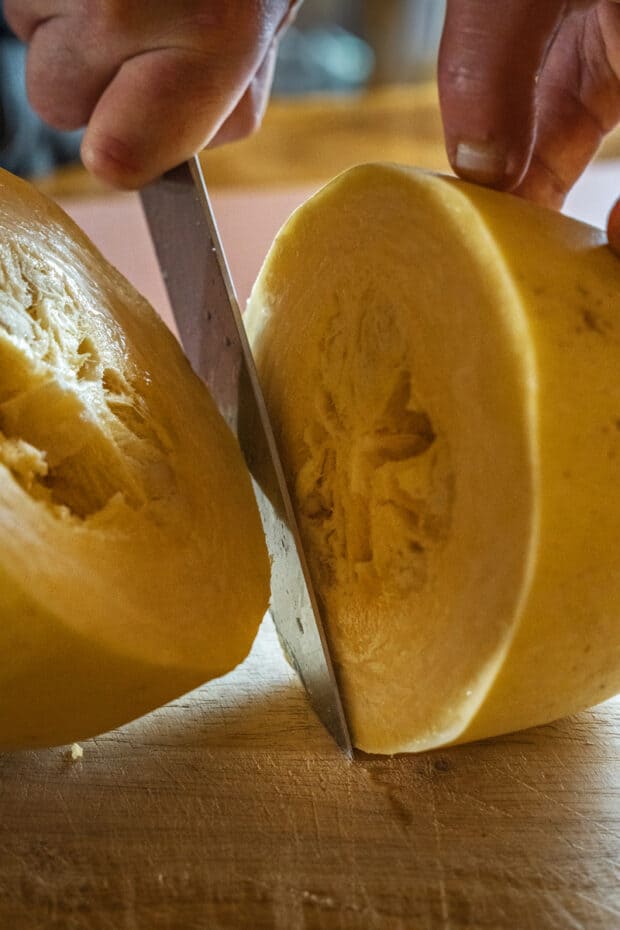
(0, 182), (619, 930)
(0, 618), (618, 930)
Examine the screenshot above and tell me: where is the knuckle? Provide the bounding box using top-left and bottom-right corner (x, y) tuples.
(237, 96), (266, 138)
(189, 0), (283, 52)
(25, 30), (94, 130)
(239, 105), (263, 139)
(212, 99), (263, 147)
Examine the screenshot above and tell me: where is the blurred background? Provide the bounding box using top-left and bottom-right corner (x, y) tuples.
(0, 0), (447, 181)
(273, 0), (445, 95)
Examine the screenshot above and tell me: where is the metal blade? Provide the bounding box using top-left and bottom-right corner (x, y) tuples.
(140, 156), (352, 755)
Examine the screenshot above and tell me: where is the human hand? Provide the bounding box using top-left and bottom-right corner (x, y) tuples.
(437, 0), (620, 251)
(4, 0), (299, 188)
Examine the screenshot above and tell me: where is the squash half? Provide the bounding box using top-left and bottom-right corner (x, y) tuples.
(246, 164), (620, 753)
(0, 169), (269, 749)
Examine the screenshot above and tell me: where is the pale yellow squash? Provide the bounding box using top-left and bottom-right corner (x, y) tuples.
(0, 169), (270, 749)
(246, 163), (620, 754)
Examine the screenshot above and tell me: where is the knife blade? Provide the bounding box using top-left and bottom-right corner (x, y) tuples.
(140, 156), (352, 756)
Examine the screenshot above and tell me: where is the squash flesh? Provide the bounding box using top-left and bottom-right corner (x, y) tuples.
(246, 164), (620, 753)
(0, 169), (270, 749)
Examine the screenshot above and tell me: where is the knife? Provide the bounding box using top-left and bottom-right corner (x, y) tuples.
(140, 156), (352, 756)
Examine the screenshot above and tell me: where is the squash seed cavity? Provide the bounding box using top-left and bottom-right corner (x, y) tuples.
(0, 242), (173, 520)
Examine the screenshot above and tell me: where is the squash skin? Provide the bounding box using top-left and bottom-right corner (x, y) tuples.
(451, 178), (620, 746)
(0, 168), (270, 749)
(246, 164), (620, 753)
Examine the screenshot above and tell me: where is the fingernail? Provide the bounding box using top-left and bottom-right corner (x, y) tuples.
(454, 141), (507, 185)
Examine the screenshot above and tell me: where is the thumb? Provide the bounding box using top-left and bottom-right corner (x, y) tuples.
(438, 0), (571, 189)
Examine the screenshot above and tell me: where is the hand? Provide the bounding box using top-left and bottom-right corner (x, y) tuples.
(437, 0), (620, 252)
(4, 0), (299, 188)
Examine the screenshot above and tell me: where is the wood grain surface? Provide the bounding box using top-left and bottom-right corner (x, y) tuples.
(0, 618), (618, 930)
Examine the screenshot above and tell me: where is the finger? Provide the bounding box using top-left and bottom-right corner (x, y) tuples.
(22, 15), (126, 130)
(81, 44), (266, 188)
(515, 3), (620, 207)
(13, 0), (291, 185)
(207, 0), (295, 147)
(438, 0), (571, 189)
(208, 43), (277, 147)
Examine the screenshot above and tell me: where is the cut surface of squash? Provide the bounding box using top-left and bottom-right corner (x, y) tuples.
(246, 164), (620, 753)
(0, 168), (270, 749)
